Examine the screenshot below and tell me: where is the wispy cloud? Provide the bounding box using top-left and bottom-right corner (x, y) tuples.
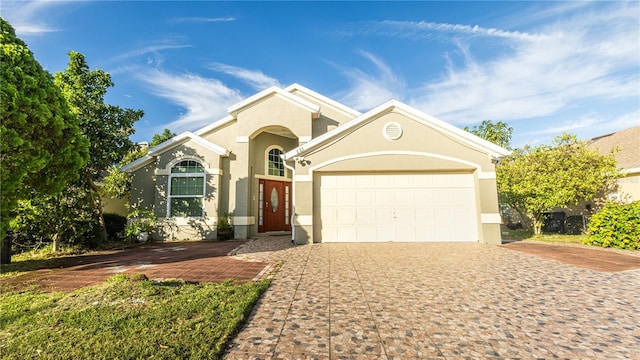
(136, 69), (243, 132)
(169, 17), (236, 24)
(334, 50), (406, 111)
(416, 2), (639, 125)
(111, 41), (191, 64)
(207, 62), (281, 90)
(365, 20), (549, 42)
(1, 0), (73, 36)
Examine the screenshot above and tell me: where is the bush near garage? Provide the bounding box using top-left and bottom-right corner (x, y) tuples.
(583, 201), (640, 250)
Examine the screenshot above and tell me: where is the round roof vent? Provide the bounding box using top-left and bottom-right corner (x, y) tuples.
(383, 122), (403, 140)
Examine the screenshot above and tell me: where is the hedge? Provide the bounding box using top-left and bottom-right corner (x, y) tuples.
(583, 201), (640, 250)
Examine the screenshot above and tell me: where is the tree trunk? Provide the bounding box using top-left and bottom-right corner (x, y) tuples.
(89, 178), (108, 244)
(0, 236), (11, 264)
(533, 220), (543, 235)
(513, 207), (533, 231)
(52, 233), (60, 252)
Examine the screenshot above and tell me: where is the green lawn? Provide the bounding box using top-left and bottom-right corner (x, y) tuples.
(0, 274), (270, 359)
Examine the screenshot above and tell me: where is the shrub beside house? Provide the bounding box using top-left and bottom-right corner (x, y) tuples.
(548, 126), (640, 235)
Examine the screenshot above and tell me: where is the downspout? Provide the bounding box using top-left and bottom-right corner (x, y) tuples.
(282, 158), (296, 244)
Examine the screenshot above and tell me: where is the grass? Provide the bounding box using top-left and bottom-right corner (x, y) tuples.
(0, 274), (270, 359)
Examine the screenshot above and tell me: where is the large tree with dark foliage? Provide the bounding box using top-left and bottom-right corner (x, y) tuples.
(0, 18), (89, 254)
(53, 51), (144, 245)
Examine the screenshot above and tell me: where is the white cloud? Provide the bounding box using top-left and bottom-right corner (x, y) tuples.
(367, 20), (549, 42)
(169, 17), (236, 24)
(1, 0), (72, 36)
(111, 42), (191, 63)
(136, 69), (243, 132)
(334, 50), (406, 111)
(406, 2), (638, 127)
(208, 62), (281, 90)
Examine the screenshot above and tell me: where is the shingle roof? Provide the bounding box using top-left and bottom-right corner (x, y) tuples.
(588, 125), (640, 169)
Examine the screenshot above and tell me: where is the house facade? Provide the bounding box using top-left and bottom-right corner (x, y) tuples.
(122, 84), (510, 244)
(587, 125), (640, 203)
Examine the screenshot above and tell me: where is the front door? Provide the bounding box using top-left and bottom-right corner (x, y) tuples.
(259, 179), (292, 232)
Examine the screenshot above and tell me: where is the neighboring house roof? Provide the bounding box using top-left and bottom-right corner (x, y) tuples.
(588, 125), (640, 172)
(283, 99), (511, 161)
(121, 131), (229, 172)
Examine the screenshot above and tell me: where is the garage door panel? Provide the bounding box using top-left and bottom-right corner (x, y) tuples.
(395, 190), (415, 205)
(375, 227), (395, 242)
(356, 191), (375, 206)
(452, 189), (475, 205)
(319, 173), (478, 242)
(375, 208), (393, 222)
(336, 227), (356, 242)
(375, 190), (395, 204)
(356, 207), (375, 224)
(414, 191), (434, 205)
(336, 208), (356, 224)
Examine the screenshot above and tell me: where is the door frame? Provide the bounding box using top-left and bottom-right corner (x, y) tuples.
(258, 178), (292, 233)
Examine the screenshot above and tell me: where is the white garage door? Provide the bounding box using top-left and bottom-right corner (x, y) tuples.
(317, 173), (478, 242)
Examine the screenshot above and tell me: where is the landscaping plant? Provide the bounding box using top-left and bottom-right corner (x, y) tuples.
(583, 201), (640, 250)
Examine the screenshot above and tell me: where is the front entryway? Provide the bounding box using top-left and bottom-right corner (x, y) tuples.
(258, 179), (292, 233)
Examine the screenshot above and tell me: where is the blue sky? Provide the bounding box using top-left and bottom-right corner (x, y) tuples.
(3, 1), (639, 147)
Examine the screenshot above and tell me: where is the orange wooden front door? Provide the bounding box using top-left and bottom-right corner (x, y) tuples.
(259, 179), (292, 232)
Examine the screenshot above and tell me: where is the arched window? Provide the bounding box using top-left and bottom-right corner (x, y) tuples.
(267, 147), (285, 177)
(169, 160), (205, 217)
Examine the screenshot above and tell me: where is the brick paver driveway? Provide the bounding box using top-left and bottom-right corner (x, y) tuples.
(227, 240), (640, 359)
(1, 241), (270, 292)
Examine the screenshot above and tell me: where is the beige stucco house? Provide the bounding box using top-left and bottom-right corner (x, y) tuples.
(587, 125), (640, 203)
(122, 84), (510, 244)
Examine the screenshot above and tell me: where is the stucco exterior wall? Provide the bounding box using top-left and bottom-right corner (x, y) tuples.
(618, 173), (640, 201)
(290, 110), (501, 245)
(128, 140), (224, 241)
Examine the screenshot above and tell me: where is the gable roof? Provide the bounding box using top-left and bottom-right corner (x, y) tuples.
(285, 83), (362, 118)
(588, 125), (640, 170)
(121, 131), (229, 172)
(194, 114), (235, 137)
(227, 86), (320, 118)
(284, 99), (511, 161)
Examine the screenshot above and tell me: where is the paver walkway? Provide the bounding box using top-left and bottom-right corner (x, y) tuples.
(1, 241), (270, 292)
(227, 238), (640, 359)
(502, 241), (640, 272)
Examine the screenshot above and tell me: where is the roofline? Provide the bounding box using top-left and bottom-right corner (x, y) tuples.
(121, 131), (229, 172)
(149, 131), (229, 157)
(194, 114), (235, 136)
(227, 86), (320, 117)
(285, 83), (362, 118)
(284, 99), (511, 160)
(120, 154), (154, 173)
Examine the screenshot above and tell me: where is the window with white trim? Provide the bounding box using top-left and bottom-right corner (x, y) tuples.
(267, 147), (285, 177)
(169, 160), (205, 217)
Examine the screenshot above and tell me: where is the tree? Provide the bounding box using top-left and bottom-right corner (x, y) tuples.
(464, 120), (514, 149)
(53, 51), (144, 245)
(0, 19), (89, 244)
(102, 129), (176, 201)
(496, 133), (619, 234)
(150, 128), (176, 147)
